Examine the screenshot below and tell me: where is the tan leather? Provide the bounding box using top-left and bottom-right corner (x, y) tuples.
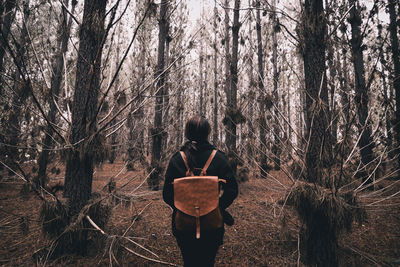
(174, 150), (224, 239)
(175, 206), (223, 233)
(179, 151), (193, 176)
(174, 176), (220, 216)
(179, 149), (217, 176)
(200, 149), (217, 176)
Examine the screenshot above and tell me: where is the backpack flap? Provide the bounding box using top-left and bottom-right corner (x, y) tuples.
(173, 176), (223, 238)
(174, 176), (219, 216)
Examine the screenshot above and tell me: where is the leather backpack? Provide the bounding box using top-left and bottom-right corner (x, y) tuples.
(173, 149), (226, 239)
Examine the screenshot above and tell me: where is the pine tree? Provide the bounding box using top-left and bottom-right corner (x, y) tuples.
(36, 0), (77, 187)
(63, 0), (107, 254)
(349, 0), (375, 184)
(149, 0), (169, 190)
(388, 0), (400, 171)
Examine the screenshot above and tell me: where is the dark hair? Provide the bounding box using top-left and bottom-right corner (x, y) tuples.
(184, 115), (211, 142)
(182, 115), (211, 174)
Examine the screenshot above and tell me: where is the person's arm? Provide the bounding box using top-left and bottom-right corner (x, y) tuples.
(162, 157), (176, 208)
(218, 152), (238, 210)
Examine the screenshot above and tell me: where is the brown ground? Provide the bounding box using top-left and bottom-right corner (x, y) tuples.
(0, 159), (399, 266)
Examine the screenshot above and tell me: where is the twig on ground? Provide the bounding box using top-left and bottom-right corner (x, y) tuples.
(121, 245), (180, 267)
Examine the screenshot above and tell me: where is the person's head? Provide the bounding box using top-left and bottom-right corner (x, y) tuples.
(185, 115), (211, 143)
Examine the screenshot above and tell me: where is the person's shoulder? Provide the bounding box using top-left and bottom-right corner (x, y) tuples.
(212, 150), (232, 172)
(166, 151), (184, 169)
(212, 146), (226, 154)
(215, 149), (226, 156)
(214, 149), (228, 162)
(170, 151), (183, 161)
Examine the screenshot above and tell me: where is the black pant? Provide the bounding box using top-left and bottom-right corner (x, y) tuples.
(175, 228), (224, 267)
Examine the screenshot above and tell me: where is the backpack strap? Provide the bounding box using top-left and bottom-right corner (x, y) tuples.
(200, 150), (217, 176)
(179, 151), (193, 176)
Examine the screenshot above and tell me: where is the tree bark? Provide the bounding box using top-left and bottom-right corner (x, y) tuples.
(127, 4), (148, 170)
(5, 0), (30, 172)
(63, 0), (107, 236)
(301, 1), (336, 265)
(349, 0), (375, 182)
(213, 2), (219, 145)
(225, 0), (240, 174)
(0, 0), (17, 96)
(162, 23), (170, 154)
(336, 47), (353, 160)
(300, 0), (342, 265)
(109, 37), (121, 164)
(302, 0), (331, 185)
(224, 0), (231, 145)
(326, 3), (338, 146)
(199, 45), (204, 115)
(256, 0), (267, 178)
(382, 67), (394, 157)
(388, 0), (400, 170)
(176, 56), (184, 149)
(271, 0), (280, 170)
(175, 27), (185, 150)
(337, 49), (350, 126)
(287, 77), (291, 144)
(246, 0), (254, 165)
(176, 55), (184, 149)
(36, 0), (76, 187)
(149, 0), (168, 190)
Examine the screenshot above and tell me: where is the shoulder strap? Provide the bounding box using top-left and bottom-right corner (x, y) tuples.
(179, 151), (193, 176)
(200, 150), (217, 176)
(180, 149), (217, 176)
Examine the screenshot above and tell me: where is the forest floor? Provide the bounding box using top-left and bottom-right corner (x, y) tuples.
(0, 159), (399, 266)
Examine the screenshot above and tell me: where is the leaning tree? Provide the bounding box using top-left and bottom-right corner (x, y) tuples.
(63, 0), (107, 254)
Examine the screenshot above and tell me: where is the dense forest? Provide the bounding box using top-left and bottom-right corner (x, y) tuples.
(0, 0), (399, 266)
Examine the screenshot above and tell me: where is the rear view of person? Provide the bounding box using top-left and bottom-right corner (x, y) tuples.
(163, 115), (238, 267)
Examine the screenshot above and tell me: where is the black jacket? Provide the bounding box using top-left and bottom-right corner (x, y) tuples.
(162, 142), (238, 229)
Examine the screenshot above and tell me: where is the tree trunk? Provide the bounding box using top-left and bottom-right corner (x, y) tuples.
(0, 0), (17, 96)
(382, 67), (394, 157)
(109, 42), (122, 164)
(256, 0), (267, 178)
(301, 0), (336, 265)
(246, 0), (254, 165)
(162, 24), (170, 155)
(378, 18), (394, 159)
(176, 55), (184, 149)
(336, 48), (352, 159)
(297, 56), (306, 146)
(326, 10), (338, 145)
(287, 79), (291, 144)
(149, 0), (168, 190)
(271, 0), (280, 170)
(388, 0), (400, 170)
(283, 54), (292, 146)
(303, 0), (331, 185)
(174, 27), (185, 150)
(204, 45), (208, 117)
(337, 49), (350, 126)
(213, 2), (219, 145)
(349, 0), (375, 183)
(5, 0), (30, 172)
(199, 45), (204, 115)
(127, 6), (148, 170)
(225, 0), (240, 174)
(36, 0), (76, 187)
(63, 0), (107, 254)
(224, 0), (231, 145)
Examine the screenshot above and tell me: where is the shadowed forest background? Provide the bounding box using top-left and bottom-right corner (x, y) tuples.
(0, 0), (399, 266)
